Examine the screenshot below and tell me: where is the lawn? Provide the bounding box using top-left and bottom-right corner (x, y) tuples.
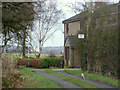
(65, 70), (119, 87)
(44, 70), (97, 88)
(18, 67), (61, 88)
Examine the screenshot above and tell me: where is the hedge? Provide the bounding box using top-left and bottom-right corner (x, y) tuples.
(17, 57), (63, 68)
(41, 58), (63, 68)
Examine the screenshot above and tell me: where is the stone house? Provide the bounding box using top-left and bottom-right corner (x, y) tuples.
(62, 12), (87, 68)
(62, 2), (118, 68)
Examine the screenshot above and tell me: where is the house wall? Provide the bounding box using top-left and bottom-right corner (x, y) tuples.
(64, 21), (81, 67)
(65, 39), (70, 47)
(69, 21), (81, 35)
(74, 48), (81, 68)
(69, 48), (72, 67)
(65, 47), (81, 68)
(64, 47), (67, 65)
(64, 21), (80, 37)
(64, 47), (70, 66)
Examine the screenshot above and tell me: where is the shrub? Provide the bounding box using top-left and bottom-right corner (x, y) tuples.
(2, 54), (23, 88)
(17, 59), (29, 67)
(2, 72), (23, 88)
(40, 58), (50, 68)
(17, 57), (63, 69)
(41, 58), (62, 68)
(2, 56), (16, 76)
(17, 58), (42, 68)
(30, 58), (42, 68)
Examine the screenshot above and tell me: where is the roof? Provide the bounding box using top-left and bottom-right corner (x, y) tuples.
(64, 36), (77, 48)
(62, 3), (118, 24)
(62, 11), (88, 24)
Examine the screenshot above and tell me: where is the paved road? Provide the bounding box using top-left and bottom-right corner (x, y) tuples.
(28, 68), (118, 89)
(55, 70), (116, 88)
(29, 69), (81, 89)
(27, 68), (81, 71)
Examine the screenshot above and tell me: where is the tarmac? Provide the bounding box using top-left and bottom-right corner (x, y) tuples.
(28, 68), (118, 89)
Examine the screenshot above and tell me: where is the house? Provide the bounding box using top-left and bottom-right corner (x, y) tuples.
(62, 12), (87, 68)
(62, 2), (118, 68)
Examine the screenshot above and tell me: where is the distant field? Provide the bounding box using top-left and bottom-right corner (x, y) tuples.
(1, 53), (63, 59)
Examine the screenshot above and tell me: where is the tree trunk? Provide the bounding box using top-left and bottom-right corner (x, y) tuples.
(37, 20), (42, 58)
(22, 29), (26, 58)
(0, 46), (1, 60)
(37, 53), (41, 58)
(37, 41), (42, 58)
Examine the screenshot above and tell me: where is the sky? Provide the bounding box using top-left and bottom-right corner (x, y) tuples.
(42, 0), (119, 47)
(43, 0), (79, 47)
(1, 0), (119, 48)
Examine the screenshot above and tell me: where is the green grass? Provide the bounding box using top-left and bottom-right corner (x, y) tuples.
(1, 53), (62, 60)
(65, 70), (119, 87)
(44, 70), (97, 88)
(2, 54), (23, 60)
(18, 67), (61, 88)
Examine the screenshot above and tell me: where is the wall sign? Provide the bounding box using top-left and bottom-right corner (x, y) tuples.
(78, 34), (84, 38)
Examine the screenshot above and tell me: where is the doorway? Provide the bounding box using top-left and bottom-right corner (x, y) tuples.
(66, 47), (69, 66)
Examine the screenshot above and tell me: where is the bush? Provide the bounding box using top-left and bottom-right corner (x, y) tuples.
(17, 59), (30, 67)
(30, 58), (42, 68)
(41, 58), (62, 68)
(17, 58), (42, 68)
(17, 57), (63, 69)
(2, 54), (23, 88)
(2, 72), (23, 88)
(2, 55), (16, 76)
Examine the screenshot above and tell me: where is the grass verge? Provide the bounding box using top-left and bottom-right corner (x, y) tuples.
(44, 70), (97, 88)
(18, 67), (61, 88)
(65, 70), (119, 87)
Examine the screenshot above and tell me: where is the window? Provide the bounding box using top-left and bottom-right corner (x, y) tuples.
(66, 24), (69, 33)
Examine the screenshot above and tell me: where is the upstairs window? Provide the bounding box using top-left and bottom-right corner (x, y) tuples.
(66, 24), (69, 33)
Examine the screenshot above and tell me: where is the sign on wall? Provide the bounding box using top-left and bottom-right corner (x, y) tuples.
(78, 34), (84, 38)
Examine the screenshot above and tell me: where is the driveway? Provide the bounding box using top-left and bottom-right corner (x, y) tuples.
(28, 68), (117, 89)
(29, 69), (81, 89)
(55, 70), (116, 88)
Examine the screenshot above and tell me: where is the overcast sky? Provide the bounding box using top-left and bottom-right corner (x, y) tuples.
(43, 0), (78, 47)
(43, 0), (119, 47)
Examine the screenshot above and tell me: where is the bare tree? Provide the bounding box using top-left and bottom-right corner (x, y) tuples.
(29, 0), (61, 58)
(67, 0), (89, 14)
